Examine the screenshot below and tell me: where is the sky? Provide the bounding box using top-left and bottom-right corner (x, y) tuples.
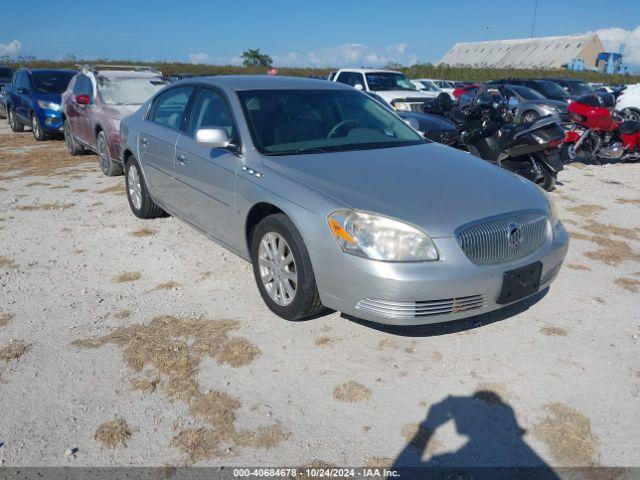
(2, 0), (640, 70)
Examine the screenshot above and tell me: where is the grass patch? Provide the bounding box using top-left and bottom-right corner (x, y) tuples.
(94, 419), (133, 449)
(540, 324), (568, 336)
(566, 204), (604, 218)
(73, 315), (280, 463)
(112, 272), (141, 283)
(0, 256), (17, 269)
(16, 202), (74, 211)
(314, 336), (332, 347)
(153, 281), (179, 290)
(0, 312), (13, 327)
(534, 402), (598, 466)
(130, 227), (157, 237)
(113, 309), (133, 319)
(333, 381), (372, 403)
(566, 263), (591, 271)
(98, 184), (126, 194)
(615, 197), (640, 206)
(0, 341), (30, 362)
(614, 277), (640, 293)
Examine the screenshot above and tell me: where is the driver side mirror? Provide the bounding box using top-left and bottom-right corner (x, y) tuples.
(196, 127), (232, 148)
(404, 118), (421, 131)
(354, 84), (364, 91)
(508, 97), (520, 109)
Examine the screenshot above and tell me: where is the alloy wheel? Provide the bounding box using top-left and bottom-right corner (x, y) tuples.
(127, 164), (143, 210)
(32, 116), (41, 139)
(98, 134), (109, 172)
(258, 232), (297, 306)
(64, 122), (74, 153)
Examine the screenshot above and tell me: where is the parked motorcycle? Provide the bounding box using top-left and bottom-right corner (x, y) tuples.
(457, 93), (565, 191)
(567, 93), (640, 162)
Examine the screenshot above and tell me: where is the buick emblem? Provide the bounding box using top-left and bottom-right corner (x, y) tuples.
(507, 223), (523, 249)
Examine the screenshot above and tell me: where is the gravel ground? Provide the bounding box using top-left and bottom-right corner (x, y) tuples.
(0, 123), (639, 469)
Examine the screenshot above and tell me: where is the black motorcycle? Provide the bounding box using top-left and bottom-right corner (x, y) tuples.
(456, 93), (565, 191)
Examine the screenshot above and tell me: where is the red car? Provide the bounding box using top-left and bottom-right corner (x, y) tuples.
(61, 66), (167, 176)
(453, 83), (482, 100)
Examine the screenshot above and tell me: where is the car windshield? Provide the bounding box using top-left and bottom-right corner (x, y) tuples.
(417, 80), (439, 92)
(567, 81), (593, 95)
(32, 71), (75, 94)
(365, 72), (416, 91)
(534, 80), (570, 98)
(509, 85), (545, 100)
(238, 89), (424, 155)
(98, 76), (168, 105)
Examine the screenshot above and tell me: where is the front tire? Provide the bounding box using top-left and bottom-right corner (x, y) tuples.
(97, 130), (123, 176)
(522, 110), (539, 123)
(537, 167), (557, 191)
(64, 120), (84, 155)
(124, 156), (164, 219)
(8, 108), (24, 132)
(32, 114), (48, 141)
(250, 214), (326, 321)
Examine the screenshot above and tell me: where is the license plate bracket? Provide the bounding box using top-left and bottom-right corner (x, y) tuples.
(497, 261), (542, 304)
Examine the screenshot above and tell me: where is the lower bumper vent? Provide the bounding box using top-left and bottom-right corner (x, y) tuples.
(355, 295), (486, 320)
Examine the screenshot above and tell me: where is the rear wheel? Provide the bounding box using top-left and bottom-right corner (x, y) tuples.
(124, 156), (164, 219)
(8, 108), (24, 132)
(64, 119), (84, 155)
(522, 110), (539, 123)
(250, 214), (326, 321)
(32, 114), (48, 141)
(536, 165), (557, 191)
(97, 130), (123, 176)
(621, 108), (640, 122)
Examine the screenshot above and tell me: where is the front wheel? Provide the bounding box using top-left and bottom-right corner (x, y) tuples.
(521, 110), (539, 123)
(621, 108), (640, 122)
(32, 114), (48, 141)
(536, 165), (557, 191)
(64, 120), (84, 155)
(124, 156), (164, 219)
(8, 109), (24, 132)
(250, 213), (326, 321)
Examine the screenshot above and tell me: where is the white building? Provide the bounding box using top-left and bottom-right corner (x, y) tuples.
(437, 33), (604, 70)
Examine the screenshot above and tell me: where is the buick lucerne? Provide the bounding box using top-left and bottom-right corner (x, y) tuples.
(119, 76), (569, 325)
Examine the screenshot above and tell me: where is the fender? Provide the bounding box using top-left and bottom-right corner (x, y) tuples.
(535, 150), (563, 173)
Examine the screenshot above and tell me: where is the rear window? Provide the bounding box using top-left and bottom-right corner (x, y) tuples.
(98, 76), (168, 105)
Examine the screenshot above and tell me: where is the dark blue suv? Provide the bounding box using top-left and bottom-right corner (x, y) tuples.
(6, 68), (76, 140)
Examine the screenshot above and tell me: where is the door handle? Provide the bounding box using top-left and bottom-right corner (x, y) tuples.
(176, 154), (189, 164)
(140, 137), (149, 147)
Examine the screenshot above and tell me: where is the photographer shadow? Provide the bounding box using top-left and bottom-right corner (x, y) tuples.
(392, 390), (561, 480)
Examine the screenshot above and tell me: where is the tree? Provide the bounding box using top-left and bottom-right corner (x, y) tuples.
(241, 49), (273, 68)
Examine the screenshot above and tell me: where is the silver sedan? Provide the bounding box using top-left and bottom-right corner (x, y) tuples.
(119, 76), (569, 325)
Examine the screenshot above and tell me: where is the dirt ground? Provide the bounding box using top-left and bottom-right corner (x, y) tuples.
(0, 122), (639, 469)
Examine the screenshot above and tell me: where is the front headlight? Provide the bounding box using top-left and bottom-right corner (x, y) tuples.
(546, 106), (559, 112)
(394, 102), (411, 111)
(37, 100), (61, 111)
(327, 209), (439, 262)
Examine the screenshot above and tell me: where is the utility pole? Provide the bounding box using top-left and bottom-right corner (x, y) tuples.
(485, 25), (491, 41)
(530, 0), (538, 38)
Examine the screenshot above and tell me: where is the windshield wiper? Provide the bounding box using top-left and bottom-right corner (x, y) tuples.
(264, 147), (329, 156)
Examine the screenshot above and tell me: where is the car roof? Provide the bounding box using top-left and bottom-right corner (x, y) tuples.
(94, 70), (163, 79)
(183, 75), (353, 91)
(23, 68), (76, 74)
(336, 68), (402, 74)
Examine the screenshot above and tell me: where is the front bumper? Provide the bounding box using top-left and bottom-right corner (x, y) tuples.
(37, 109), (63, 132)
(315, 222), (569, 326)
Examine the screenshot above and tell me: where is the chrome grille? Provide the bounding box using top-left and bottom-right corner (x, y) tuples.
(356, 295), (485, 320)
(456, 211), (550, 265)
(424, 129), (457, 146)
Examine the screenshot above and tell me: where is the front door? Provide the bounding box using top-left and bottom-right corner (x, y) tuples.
(139, 85), (194, 206)
(173, 87), (239, 244)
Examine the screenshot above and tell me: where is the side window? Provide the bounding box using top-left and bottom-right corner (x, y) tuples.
(72, 75), (86, 95)
(149, 86), (194, 130)
(187, 88), (235, 138)
(15, 71), (28, 90)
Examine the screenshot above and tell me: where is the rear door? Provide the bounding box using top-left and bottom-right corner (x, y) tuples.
(14, 71), (30, 122)
(173, 87), (239, 243)
(139, 85), (195, 206)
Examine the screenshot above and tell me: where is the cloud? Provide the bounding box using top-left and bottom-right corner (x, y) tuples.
(188, 52), (242, 66)
(593, 26), (640, 68)
(188, 43), (420, 68)
(273, 43), (419, 68)
(0, 39), (22, 57)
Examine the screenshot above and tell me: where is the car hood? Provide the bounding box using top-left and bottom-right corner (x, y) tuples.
(34, 92), (62, 104)
(262, 143), (548, 238)
(104, 104), (140, 120)
(373, 90), (436, 102)
(398, 111), (456, 131)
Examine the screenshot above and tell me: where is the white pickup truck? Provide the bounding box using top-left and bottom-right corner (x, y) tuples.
(327, 68), (438, 111)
